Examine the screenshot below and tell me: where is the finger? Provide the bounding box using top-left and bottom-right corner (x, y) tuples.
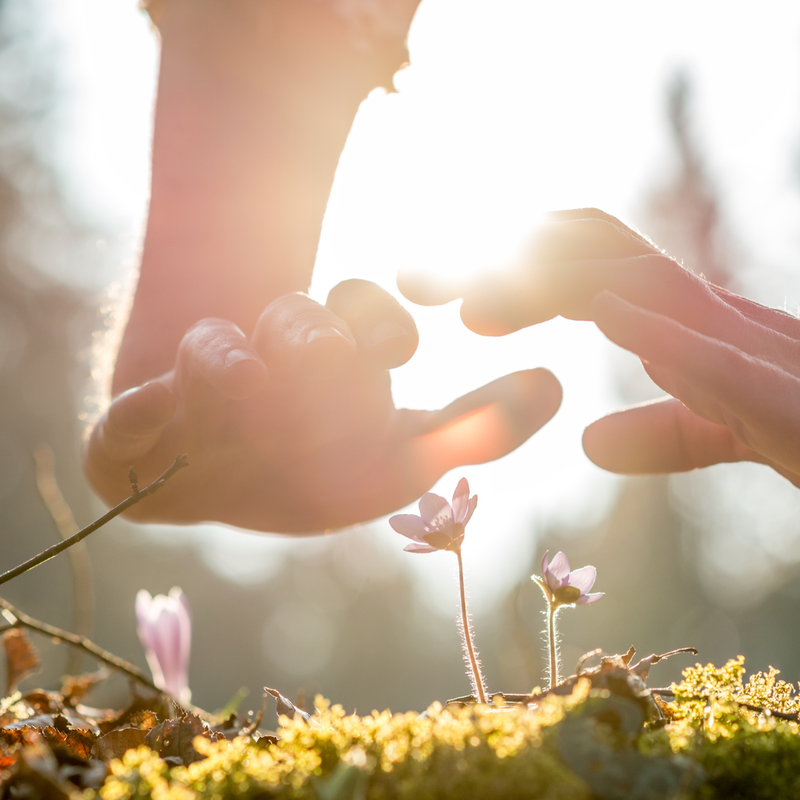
(252, 293), (356, 380)
(398, 209), (657, 310)
(591, 290), (800, 474)
(710, 284), (800, 342)
(464, 254), (800, 379)
(582, 397), (760, 475)
(175, 317), (268, 402)
(399, 368), (563, 490)
(85, 380), (177, 463)
(325, 279), (418, 368)
(460, 253), (700, 335)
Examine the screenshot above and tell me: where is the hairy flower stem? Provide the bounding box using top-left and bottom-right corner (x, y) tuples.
(455, 549), (487, 704)
(547, 605), (559, 689)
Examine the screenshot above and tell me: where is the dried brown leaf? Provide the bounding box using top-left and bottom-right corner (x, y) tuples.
(3, 628), (41, 695)
(1, 724), (95, 761)
(264, 686), (313, 725)
(61, 669), (110, 706)
(0, 738), (85, 799)
(145, 714), (222, 765)
(91, 727), (148, 762)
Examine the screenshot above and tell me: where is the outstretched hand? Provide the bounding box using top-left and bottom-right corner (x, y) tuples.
(399, 209), (800, 487)
(84, 280), (562, 533)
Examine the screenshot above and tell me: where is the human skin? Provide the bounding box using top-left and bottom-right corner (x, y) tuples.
(399, 208), (800, 488)
(82, 0), (563, 532)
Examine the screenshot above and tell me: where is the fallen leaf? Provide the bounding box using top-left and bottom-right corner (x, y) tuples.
(145, 714), (222, 765)
(264, 686), (314, 725)
(91, 727), (148, 762)
(61, 669), (110, 706)
(1, 724), (95, 761)
(3, 629), (41, 695)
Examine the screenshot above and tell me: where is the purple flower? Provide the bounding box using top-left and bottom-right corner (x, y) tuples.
(136, 587), (192, 704)
(389, 478), (477, 554)
(533, 551), (604, 609)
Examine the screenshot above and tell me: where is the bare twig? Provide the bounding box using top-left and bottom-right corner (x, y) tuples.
(0, 600), (159, 694)
(0, 454), (188, 588)
(34, 444), (94, 675)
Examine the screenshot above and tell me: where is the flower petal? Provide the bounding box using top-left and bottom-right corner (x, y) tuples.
(566, 565), (597, 595)
(135, 590), (159, 653)
(451, 478), (470, 523)
(462, 494), (478, 528)
(389, 514), (428, 542)
(545, 551), (570, 585)
(576, 592), (604, 605)
(418, 492), (453, 532)
(403, 541), (438, 554)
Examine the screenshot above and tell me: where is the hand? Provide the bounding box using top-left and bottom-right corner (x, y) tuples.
(84, 280), (562, 532)
(399, 208), (800, 487)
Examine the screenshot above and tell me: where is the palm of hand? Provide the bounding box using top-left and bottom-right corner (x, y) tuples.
(85, 281), (562, 533)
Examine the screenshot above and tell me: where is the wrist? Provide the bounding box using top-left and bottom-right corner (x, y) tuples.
(116, 0), (419, 393)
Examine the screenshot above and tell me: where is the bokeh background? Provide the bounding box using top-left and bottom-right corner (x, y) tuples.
(4, 0), (800, 715)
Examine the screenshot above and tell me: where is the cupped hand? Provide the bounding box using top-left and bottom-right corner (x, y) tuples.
(399, 209), (800, 486)
(84, 280), (562, 532)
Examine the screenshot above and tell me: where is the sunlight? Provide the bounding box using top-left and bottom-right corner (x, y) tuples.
(53, 0), (800, 612)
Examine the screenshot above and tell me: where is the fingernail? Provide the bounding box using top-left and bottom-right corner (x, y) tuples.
(306, 326), (349, 344)
(224, 348), (260, 368)
(368, 320), (408, 349)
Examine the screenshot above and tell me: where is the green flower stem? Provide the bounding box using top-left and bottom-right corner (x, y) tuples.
(456, 549), (487, 704)
(548, 604), (558, 690)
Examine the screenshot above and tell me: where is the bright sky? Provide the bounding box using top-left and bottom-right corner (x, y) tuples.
(45, 0), (800, 614)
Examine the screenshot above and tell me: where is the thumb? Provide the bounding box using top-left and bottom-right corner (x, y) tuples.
(400, 368), (562, 492)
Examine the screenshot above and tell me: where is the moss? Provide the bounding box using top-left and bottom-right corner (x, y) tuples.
(650, 658), (800, 800)
(93, 660), (800, 800)
(97, 696), (590, 800)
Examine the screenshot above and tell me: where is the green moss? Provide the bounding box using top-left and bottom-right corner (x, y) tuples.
(651, 658), (800, 800)
(93, 660), (800, 800)
(97, 695), (590, 800)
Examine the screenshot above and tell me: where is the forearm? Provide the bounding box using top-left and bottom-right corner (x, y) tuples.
(114, 0), (416, 393)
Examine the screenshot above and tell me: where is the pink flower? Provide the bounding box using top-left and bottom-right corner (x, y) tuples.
(135, 587), (192, 704)
(389, 478), (477, 554)
(533, 551), (604, 609)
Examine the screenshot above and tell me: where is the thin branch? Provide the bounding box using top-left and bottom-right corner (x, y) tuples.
(0, 454), (188, 588)
(0, 599), (159, 694)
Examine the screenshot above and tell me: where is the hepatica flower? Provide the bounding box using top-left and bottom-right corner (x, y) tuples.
(389, 477), (477, 554)
(136, 587), (192, 705)
(534, 551), (604, 609)
(532, 552), (603, 690)
(390, 478), (487, 703)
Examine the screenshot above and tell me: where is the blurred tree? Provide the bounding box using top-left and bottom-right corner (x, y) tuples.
(0, 0), (98, 685)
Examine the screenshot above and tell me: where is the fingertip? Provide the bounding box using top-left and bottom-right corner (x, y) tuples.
(581, 416), (613, 470)
(396, 270), (462, 307)
(109, 380), (177, 430)
(301, 324), (358, 378)
(500, 367), (563, 434)
(219, 349), (269, 399)
(92, 380), (177, 463)
(253, 294), (357, 380)
(460, 297), (521, 336)
(365, 318), (418, 366)
(326, 279), (418, 369)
